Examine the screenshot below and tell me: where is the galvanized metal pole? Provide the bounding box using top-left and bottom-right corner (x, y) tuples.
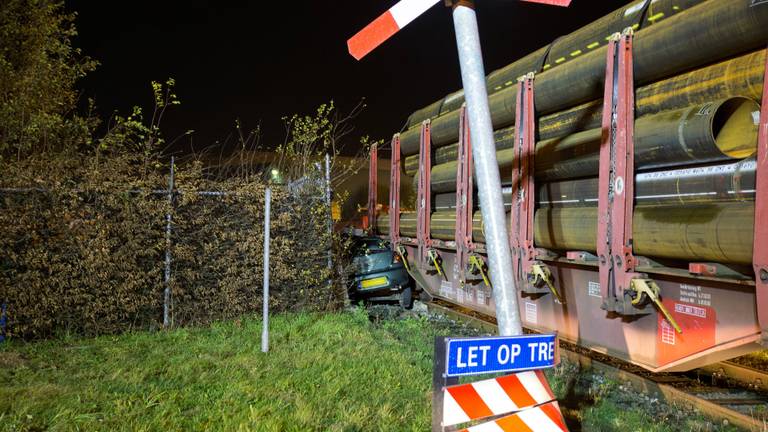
(452, 2), (522, 336)
(261, 187), (272, 353)
(163, 156), (175, 328)
(325, 154), (333, 289)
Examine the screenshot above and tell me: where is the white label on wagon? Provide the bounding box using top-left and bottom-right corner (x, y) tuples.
(588, 281), (601, 298)
(679, 284), (711, 307)
(440, 280), (453, 297)
(477, 288), (486, 305)
(525, 302), (538, 325)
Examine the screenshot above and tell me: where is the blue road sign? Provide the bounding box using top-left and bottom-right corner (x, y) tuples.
(445, 334), (558, 377)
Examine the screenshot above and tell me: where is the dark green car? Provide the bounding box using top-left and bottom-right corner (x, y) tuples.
(348, 236), (413, 308)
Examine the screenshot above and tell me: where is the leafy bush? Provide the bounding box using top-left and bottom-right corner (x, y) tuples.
(0, 0), (97, 159)
(0, 2), (356, 339)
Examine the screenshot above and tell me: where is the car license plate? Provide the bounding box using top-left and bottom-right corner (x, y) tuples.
(361, 276), (388, 288)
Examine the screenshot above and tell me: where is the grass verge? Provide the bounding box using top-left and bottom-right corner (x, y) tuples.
(0, 307), (746, 431)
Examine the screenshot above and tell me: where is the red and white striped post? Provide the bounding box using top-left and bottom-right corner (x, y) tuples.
(432, 335), (568, 431)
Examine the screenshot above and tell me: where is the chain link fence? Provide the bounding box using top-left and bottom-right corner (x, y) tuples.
(0, 156), (346, 340)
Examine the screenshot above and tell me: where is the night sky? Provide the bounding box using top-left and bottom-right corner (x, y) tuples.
(67, 0), (620, 156)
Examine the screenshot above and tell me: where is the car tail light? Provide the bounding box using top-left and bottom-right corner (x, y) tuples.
(392, 253), (402, 264)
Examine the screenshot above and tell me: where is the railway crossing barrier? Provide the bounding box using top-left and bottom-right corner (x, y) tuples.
(433, 334), (567, 431)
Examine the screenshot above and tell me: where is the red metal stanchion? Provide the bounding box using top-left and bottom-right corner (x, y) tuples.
(753, 48), (768, 345)
(417, 120), (434, 269)
(596, 29), (680, 332)
(511, 73), (562, 302)
(417, 119), (444, 276)
(455, 105), (473, 285)
(367, 143), (378, 233)
(389, 133), (412, 271)
(389, 134), (401, 246)
(596, 30), (636, 310)
(454, 105), (489, 288)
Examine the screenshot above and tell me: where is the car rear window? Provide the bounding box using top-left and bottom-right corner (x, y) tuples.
(353, 238), (389, 254)
(365, 241), (389, 252)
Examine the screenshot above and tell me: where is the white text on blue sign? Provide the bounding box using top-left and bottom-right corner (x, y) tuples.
(445, 334), (558, 377)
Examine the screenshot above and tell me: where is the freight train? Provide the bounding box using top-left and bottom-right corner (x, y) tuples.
(364, 0), (768, 372)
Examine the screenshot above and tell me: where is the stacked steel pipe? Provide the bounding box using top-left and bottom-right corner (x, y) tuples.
(378, 0), (767, 266)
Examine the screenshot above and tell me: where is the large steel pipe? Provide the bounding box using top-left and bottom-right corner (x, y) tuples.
(425, 98), (759, 193)
(539, 158), (757, 207)
(379, 211), (488, 244)
(404, 49), (767, 171)
(431, 158), (757, 209)
(407, 0), (705, 127)
(378, 202), (754, 265)
(399, 0), (768, 156)
(534, 203), (754, 265)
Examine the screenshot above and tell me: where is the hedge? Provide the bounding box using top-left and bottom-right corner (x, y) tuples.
(0, 154), (346, 339)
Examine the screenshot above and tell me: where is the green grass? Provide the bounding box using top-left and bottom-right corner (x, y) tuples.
(1, 309), (437, 431)
(0, 308), (746, 431)
(732, 350), (768, 370)
(583, 398), (694, 431)
(578, 383), (742, 432)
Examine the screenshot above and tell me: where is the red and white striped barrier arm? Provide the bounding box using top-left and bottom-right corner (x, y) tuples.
(347, 0), (572, 60)
(443, 370), (555, 427)
(348, 0), (440, 61)
(458, 401), (568, 432)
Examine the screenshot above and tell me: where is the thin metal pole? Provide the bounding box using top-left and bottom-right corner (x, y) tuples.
(0, 302), (6, 343)
(325, 154), (333, 291)
(261, 187), (272, 353)
(452, 2), (522, 336)
(431, 336), (458, 432)
(163, 156), (175, 328)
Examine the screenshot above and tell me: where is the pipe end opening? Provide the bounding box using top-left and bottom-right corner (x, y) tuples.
(713, 97), (760, 159)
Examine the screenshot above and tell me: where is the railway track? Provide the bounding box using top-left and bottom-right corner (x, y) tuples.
(425, 300), (768, 431)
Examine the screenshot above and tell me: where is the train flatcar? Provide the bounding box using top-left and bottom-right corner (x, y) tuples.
(363, 0), (768, 372)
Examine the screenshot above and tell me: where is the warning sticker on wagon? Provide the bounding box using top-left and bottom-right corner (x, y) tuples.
(674, 303), (707, 318)
(657, 299), (715, 366)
